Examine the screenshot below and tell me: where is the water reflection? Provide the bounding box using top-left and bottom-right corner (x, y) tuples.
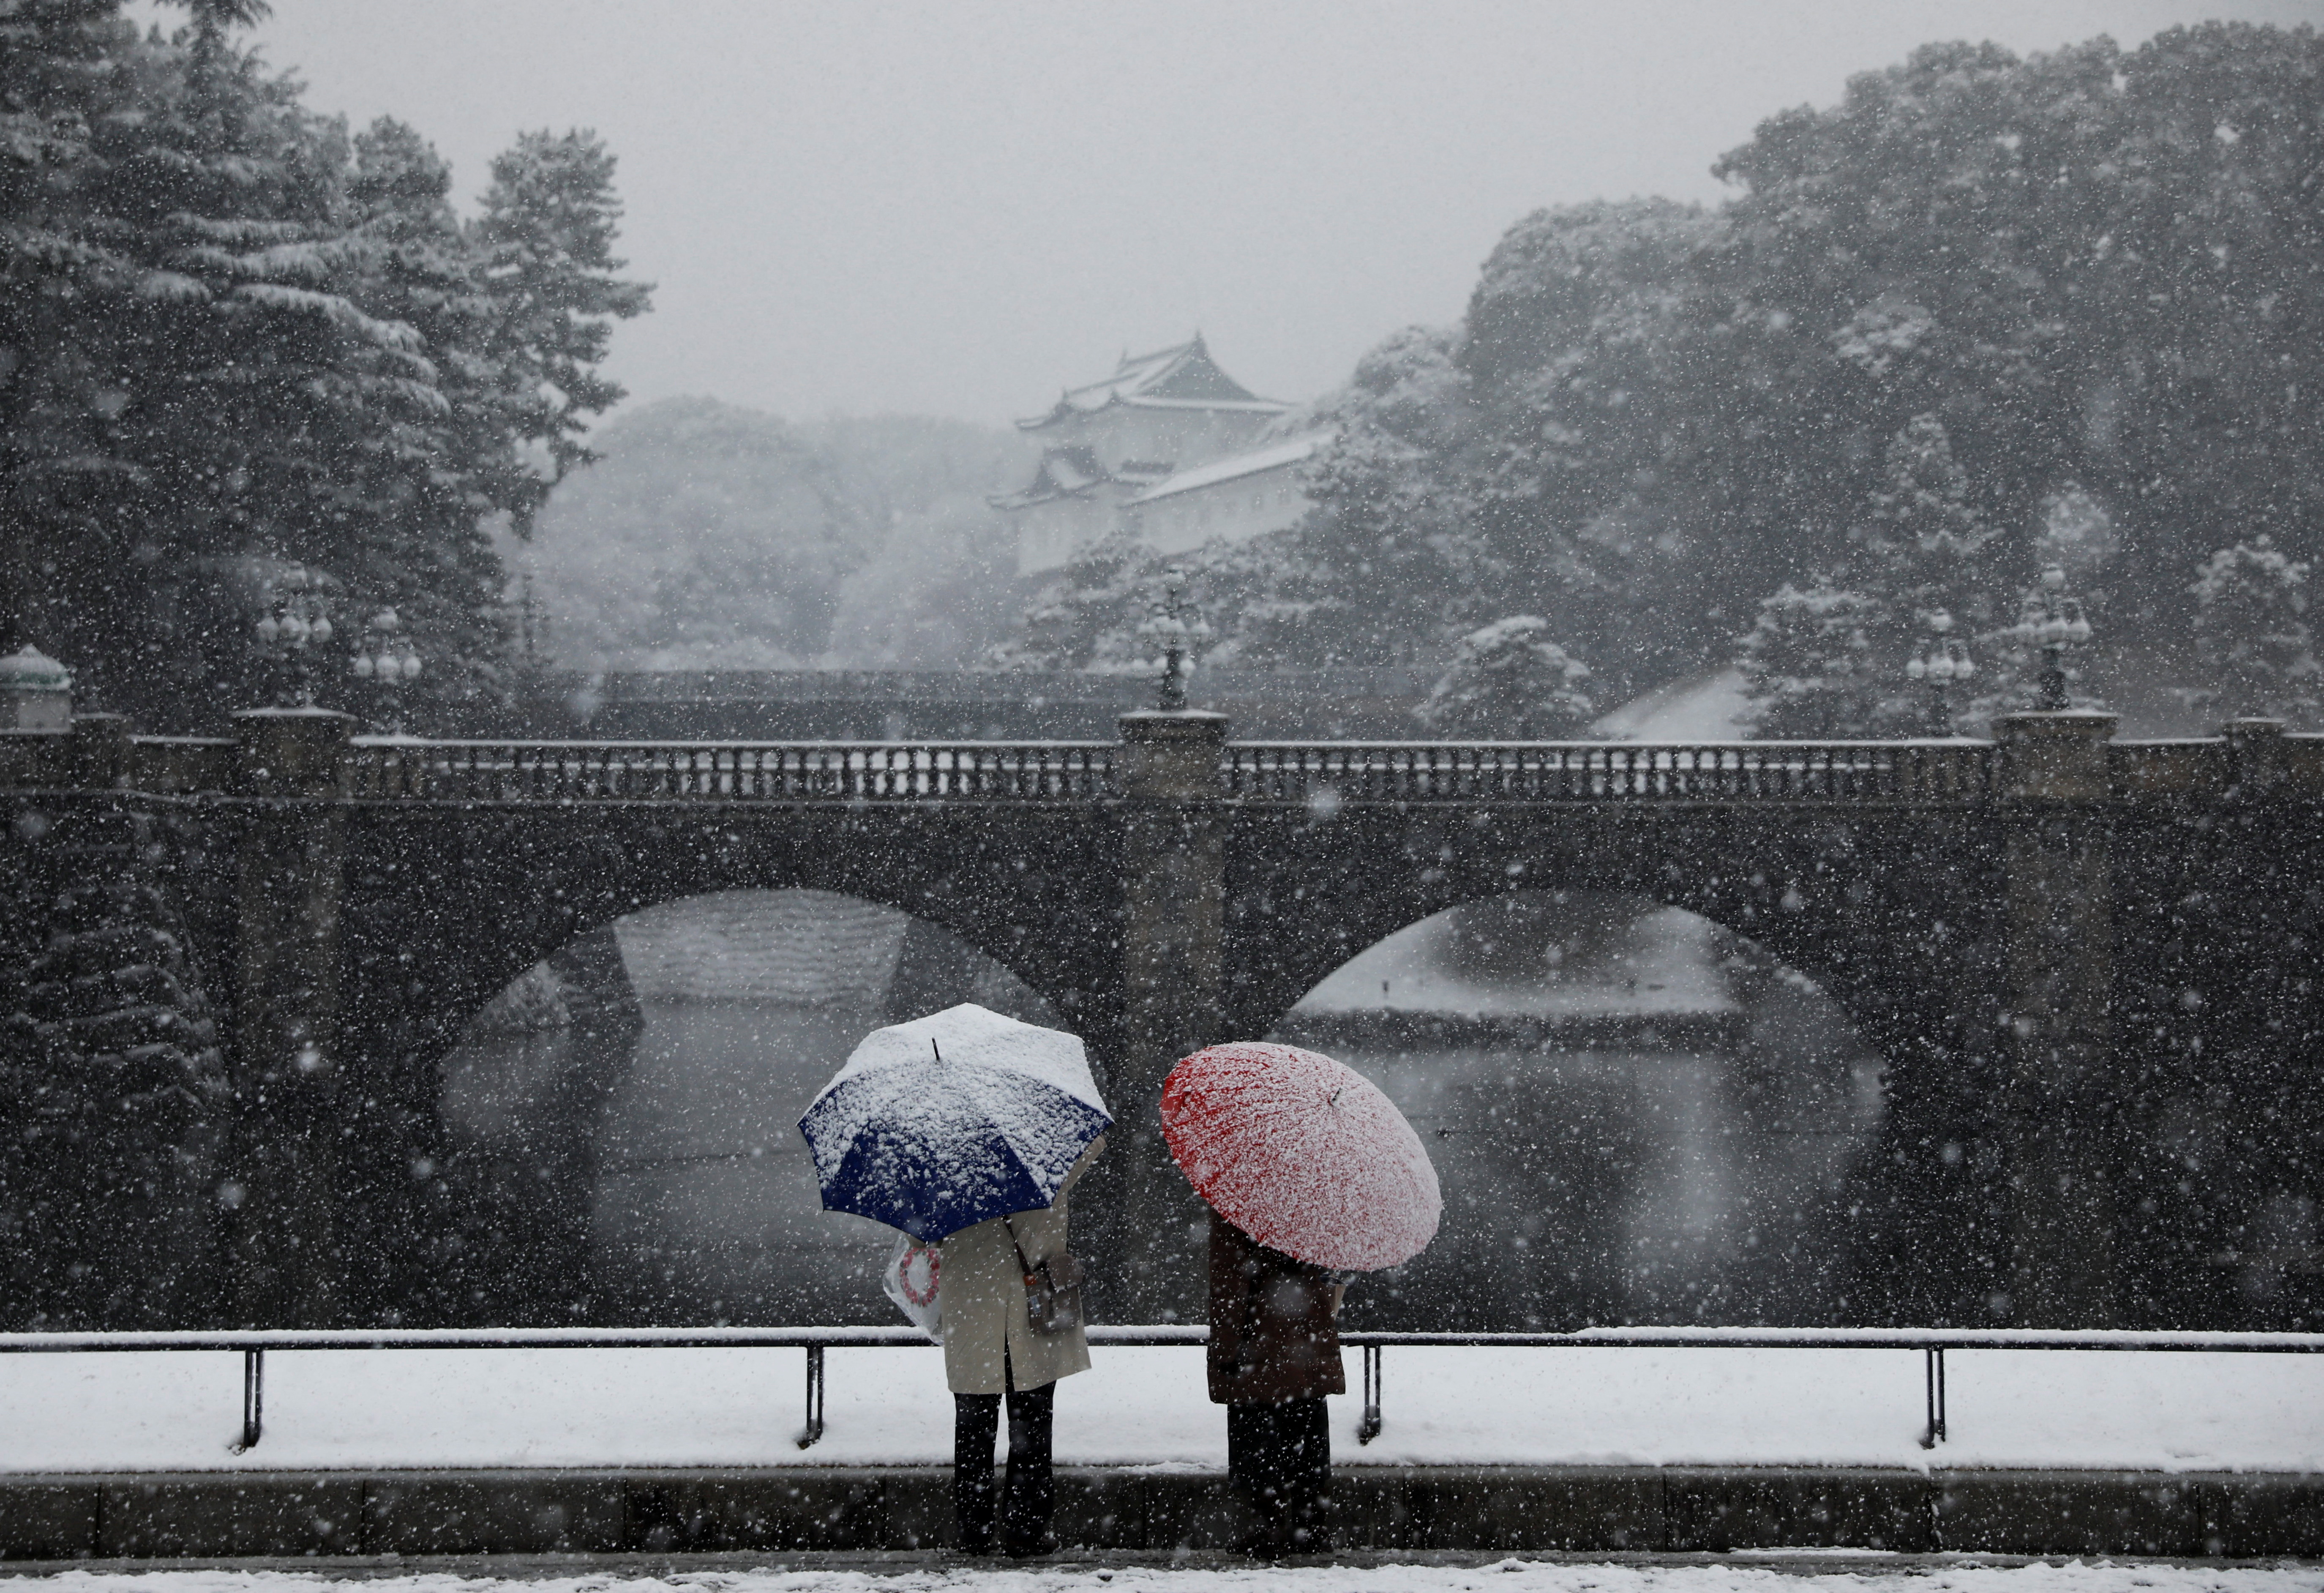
(434, 887), (1883, 1328)
(1273, 892), (1885, 1328)
(437, 889), (1053, 1325)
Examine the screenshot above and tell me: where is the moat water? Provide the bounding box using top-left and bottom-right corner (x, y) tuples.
(437, 889), (1884, 1329)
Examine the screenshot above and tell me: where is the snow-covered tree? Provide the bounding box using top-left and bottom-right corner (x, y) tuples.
(2189, 537), (2318, 725)
(1, 847), (230, 1328)
(1416, 616), (1593, 737)
(988, 532), (1169, 674)
(1861, 415), (2002, 621)
(0, 5), (654, 731)
(475, 129), (654, 520)
(1737, 578), (1895, 738)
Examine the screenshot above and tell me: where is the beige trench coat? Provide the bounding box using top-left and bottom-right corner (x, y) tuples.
(937, 1136), (1104, 1395)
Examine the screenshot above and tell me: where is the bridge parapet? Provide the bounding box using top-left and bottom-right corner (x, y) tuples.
(2109, 727), (2324, 802)
(0, 725), (233, 792)
(1222, 739), (1997, 806)
(13, 727), (2324, 811)
(340, 737), (1117, 803)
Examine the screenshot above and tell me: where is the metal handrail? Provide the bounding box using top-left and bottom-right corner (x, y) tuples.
(6, 1323), (2317, 1457)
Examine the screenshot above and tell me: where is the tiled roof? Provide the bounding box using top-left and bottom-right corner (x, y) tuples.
(988, 444), (1118, 510)
(1132, 431), (1329, 505)
(1017, 336), (1289, 431)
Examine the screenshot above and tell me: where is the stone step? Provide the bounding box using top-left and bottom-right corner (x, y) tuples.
(2, 1466), (2317, 1561)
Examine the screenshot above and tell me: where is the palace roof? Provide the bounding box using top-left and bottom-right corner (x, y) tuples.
(1016, 335), (1289, 431)
(1132, 431), (1330, 505)
(989, 444), (1178, 511)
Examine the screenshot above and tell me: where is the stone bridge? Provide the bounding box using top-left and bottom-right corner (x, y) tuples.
(4, 710), (2319, 1332)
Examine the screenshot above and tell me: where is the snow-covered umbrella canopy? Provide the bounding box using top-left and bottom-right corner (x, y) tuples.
(798, 1003), (1111, 1243)
(1162, 1040), (1441, 1272)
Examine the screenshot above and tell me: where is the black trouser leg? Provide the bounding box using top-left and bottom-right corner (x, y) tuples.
(953, 1392), (1002, 1552)
(1227, 1398), (1332, 1552)
(999, 1378), (1056, 1554)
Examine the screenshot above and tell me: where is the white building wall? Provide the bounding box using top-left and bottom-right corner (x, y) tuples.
(1131, 465), (1309, 560)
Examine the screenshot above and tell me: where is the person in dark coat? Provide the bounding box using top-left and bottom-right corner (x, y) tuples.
(1207, 1207), (1345, 1555)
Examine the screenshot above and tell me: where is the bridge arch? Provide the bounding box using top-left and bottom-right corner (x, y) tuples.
(1215, 802), (2014, 1326)
(335, 804), (1121, 1325)
(1221, 803), (2004, 1077)
(1261, 887), (1892, 1331)
(375, 884), (1075, 1328)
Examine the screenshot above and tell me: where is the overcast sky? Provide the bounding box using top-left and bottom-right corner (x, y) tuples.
(233, 0), (2323, 428)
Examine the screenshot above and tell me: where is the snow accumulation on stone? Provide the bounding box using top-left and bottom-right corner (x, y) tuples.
(4, 1342), (2324, 1476)
(12, 1558), (2324, 1593)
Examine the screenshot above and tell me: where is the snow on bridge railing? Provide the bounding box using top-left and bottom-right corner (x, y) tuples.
(6, 1322), (2316, 1457)
(342, 739), (1117, 803)
(1222, 740), (1996, 805)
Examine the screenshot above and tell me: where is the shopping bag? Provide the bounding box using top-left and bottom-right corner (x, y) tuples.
(882, 1232), (944, 1341)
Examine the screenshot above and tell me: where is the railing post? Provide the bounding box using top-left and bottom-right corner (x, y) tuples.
(1112, 709), (1229, 1323)
(1359, 1342), (1383, 1444)
(796, 1342), (825, 1448)
(234, 1347), (265, 1451)
(227, 708), (354, 1329)
(1992, 710), (2119, 1328)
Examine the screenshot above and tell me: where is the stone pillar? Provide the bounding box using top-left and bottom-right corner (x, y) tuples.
(1113, 709), (1228, 1321)
(66, 712), (130, 788)
(1992, 710), (2118, 1326)
(228, 708), (354, 1327)
(2222, 717), (2289, 801)
(0, 645), (74, 730)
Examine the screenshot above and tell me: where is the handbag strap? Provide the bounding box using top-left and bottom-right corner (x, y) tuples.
(1002, 1218), (1039, 1281)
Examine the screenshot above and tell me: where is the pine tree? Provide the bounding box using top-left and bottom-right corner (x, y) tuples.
(2189, 537), (2318, 725)
(333, 118), (532, 727)
(0, 840), (230, 1328)
(1737, 577), (1893, 738)
(988, 532), (1171, 673)
(475, 129), (653, 532)
(0, 0), (136, 654)
(4, 2), (445, 724)
(1416, 616), (1593, 737)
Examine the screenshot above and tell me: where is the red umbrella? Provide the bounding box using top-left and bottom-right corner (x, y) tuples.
(1161, 1041), (1442, 1272)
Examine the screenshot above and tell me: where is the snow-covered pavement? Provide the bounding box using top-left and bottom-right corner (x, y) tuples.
(4, 1558), (2323, 1592)
(5, 1343), (2322, 1475)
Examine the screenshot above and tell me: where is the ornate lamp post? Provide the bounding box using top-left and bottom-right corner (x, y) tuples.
(349, 607), (423, 734)
(1139, 567), (1212, 712)
(1904, 610), (1975, 736)
(253, 563), (334, 707)
(2020, 565), (2094, 712)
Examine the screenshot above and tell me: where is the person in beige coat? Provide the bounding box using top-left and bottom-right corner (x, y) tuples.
(937, 1135), (1104, 1556)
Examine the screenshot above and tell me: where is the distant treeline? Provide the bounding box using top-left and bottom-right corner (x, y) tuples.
(0, 0), (649, 731)
(1015, 25), (2324, 735)
(515, 398), (1029, 673)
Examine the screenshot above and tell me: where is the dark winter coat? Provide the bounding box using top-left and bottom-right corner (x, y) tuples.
(1206, 1209), (1346, 1404)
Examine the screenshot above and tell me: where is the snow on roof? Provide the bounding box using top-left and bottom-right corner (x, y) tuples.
(1017, 335), (1289, 431)
(987, 445), (1116, 510)
(1132, 431), (1329, 505)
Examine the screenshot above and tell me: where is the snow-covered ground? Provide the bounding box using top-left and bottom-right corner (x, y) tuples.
(4, 1344), (2321, 1476)
(7, 1561), (2324, 1593)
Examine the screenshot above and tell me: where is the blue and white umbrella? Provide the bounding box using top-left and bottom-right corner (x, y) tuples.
(799, 1002), (1112, 1242)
